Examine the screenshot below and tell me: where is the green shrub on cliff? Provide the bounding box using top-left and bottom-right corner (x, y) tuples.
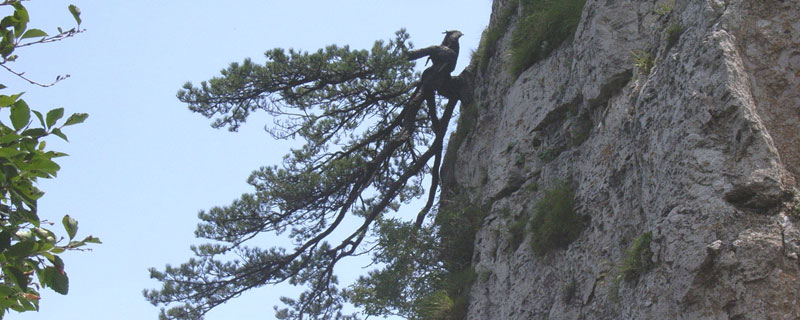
(511, 0), (586, 76)
(475, 1), (519, 72)
(529, 183), (587, 255)
(619, 231), (654, 281)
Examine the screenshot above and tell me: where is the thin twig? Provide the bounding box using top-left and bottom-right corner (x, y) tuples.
(0, 63), (69, 87)
(15, 29), (84, 49)
(0, 29), (84, 87)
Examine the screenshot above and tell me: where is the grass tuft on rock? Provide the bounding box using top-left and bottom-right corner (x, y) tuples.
(529, 183), (587, 256)
(619, 231), (654, 281)
(510, 0), (586, 76)
(665, 23), (683, 51)
(474, 1), (519, 72)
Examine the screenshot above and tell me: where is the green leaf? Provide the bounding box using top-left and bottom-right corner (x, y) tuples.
(67, 240), (85, 249)
(14, 230), (34, 242)
(45, 151), (69, 158)
(0, 147), (23, 159)
(43, 266), (69, 294)
(0, 15), (17, 29)
(2, 164), (20, 182)
(62, 215), (78, 240)
(0, 285), (15, 297)
(40, 251), (55, 261)
(0, 230), (11, 252)
(8, 183), (43, 209)
(0, 93), (23, 108)
(10, 100), (30, 130)
(0, 84), (6, 90)
(21, 28), (47, 39)
(51, 255), (65, 271)
(32, 227), (56, 243)
(3, 266), (27, 290)
(0, 132), (22, 144)
(12, 3), (29, 39)
(5, 240), (34, 258)
(9, 303), (24, 312)
(19, 297), (38, 311)
(68, 5), (82, 26)
(45, 108), (64, 128)
(27, 157), (60, 177)
(63, 113), (88, 126)
(21, 128), (46, 138)
(31, 110), (44, 127)
(0, 44), (14, 59)
(17, 298), (37, 311)
(53, 270), (69, 295)
(0, 298), (15, 310)
(81, 235), (102, 244)
(51, 127), (68, 141)
(38, 241), (54, 251)
(39, 140), (48, 152)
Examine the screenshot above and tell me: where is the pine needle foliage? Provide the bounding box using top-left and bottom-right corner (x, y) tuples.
(417, 290), (454, 319)
(346, 219), (441, 318)
(348, 195), (487, 319)
(427, 195), (485, 320)
(144, 30), (471, 319)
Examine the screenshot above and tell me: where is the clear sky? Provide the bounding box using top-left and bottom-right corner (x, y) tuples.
(7, 1), (492, 319)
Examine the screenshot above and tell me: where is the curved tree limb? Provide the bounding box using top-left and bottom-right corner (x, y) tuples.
(145, 30), (474, 320)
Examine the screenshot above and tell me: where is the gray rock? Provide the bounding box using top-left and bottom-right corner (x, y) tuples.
(444, 0), (800, 318)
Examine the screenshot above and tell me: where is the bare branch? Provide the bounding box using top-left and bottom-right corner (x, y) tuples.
(0, 63), (69, 87)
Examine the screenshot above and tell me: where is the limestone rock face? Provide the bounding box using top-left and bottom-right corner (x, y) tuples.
(446, 0), (800, 318)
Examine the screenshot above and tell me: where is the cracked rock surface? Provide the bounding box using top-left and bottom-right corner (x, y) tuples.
(443, 0), (800, 318)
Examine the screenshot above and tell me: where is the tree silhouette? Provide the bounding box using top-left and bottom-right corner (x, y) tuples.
(144, 30), (474, 319)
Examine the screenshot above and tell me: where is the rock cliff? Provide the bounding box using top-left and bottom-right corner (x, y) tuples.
(443, 0), (800, 318)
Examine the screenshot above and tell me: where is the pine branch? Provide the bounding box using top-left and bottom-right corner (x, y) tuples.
(146, 30), (473, 320)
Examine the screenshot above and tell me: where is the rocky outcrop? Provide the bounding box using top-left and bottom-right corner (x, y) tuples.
(445, 0), (800, 318)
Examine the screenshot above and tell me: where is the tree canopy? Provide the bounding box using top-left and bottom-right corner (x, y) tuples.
(144, 30), (476, 319)
(0, 1), (99, 318)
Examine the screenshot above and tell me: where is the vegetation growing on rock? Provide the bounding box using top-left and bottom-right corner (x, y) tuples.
(474, 1), (519, 72)
(619, 231), (654, 281)
(529, 183), (586, 256)
(511, 0), (587, 76)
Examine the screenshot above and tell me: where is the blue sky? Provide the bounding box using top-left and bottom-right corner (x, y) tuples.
(7, 1), (491, 319)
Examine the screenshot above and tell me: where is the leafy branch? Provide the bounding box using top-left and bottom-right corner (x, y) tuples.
(0, 2), (98, 317)
(0, 1), (83, 87)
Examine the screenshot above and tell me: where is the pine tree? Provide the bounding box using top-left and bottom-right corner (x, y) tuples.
(144, 30), (474, 319)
